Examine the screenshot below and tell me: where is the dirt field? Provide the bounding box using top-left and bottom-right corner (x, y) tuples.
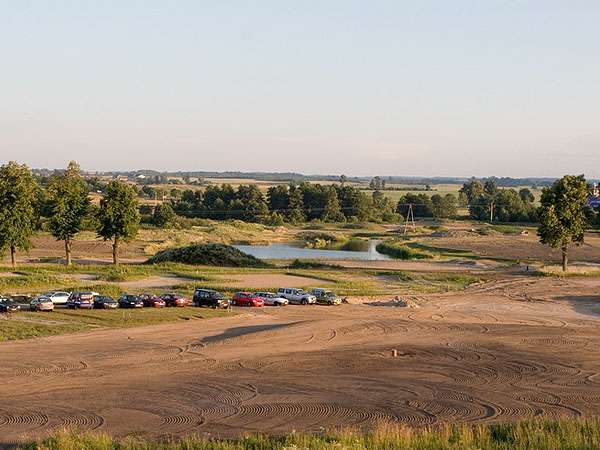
(425, 234), (600, 263)
(1, 275), (600, 446)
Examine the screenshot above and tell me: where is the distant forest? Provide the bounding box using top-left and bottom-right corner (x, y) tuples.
(30, 169), (578, 187)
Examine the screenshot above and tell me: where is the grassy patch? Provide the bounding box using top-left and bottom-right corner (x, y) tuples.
(0, 317), (88, 341)
(287, 259), (344, 270)
(375, 241), (433, 260)
(23, 418), (600, 449)
(1, 307), (232, 342)
(386, 271), (484, 293)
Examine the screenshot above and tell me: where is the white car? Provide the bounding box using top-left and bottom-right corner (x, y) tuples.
(254, 292), (289, 306)
(44, 291), (71, 305)
(276, 288), (316, 305)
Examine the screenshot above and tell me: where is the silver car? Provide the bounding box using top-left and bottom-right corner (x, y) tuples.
(30, 296), (55, 311)
(254, 292), (289, 306)
(276, 288), (316, 305)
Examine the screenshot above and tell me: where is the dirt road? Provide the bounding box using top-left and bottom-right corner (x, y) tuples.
(1, 276), (600, 445)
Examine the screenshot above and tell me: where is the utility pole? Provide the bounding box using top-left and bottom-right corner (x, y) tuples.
(404, 204), (417, 234)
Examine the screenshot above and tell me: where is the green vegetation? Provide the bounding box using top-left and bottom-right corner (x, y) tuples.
(23, 418), (600, 449)
(46, 161), (90, 266)
(394, 271), (483, 292)
(375, 241), (433, 260)
(287, 259), (344, 270)
(147, 243), (273, 268)
(97, 181), (140, 265)
(172, 182), (400, 224)
(460, 180), (537, 223)
(0, 161), (38, 266)
(537, 175), (590, 271)
(0, 307), (231, 342)
(295, 231), (345, 248)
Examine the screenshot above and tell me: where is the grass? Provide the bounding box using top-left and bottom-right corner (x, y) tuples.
(375, 241), (433, 260)
(0, 307), (232, 342)
(365, 270), (484, 293)
(22, 418), (600, 449)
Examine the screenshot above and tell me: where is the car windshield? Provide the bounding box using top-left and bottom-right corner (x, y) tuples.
(298, 290), (308, 295)
(327, 292), (336, 297)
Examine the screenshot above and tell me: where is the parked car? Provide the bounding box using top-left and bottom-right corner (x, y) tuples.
(193, 289), (230, 309)
(43, 291), (70, 305)
(30, 296), (55, 311)
(232, 292), (264, 307)
(159, 293), (189, 307)
(310, 288), (344, 305)
(254, 292), (289, 306)
(67, 292), (94, 309)
(276, 288), (316, 305)
(93, 294), (118, 309)
(138, 294), (166, 308)
(0, 296), (21, 313)
(118, 294), (143, 309)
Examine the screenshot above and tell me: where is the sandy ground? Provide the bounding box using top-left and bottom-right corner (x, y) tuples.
(2, 275), (600, 445)
(427, 234), (600, 263)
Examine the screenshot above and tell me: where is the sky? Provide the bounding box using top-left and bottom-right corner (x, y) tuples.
(1, 1), (599, 178)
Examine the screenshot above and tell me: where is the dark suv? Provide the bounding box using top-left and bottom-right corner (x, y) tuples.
(0, 296), (21, 313)
(193, 289), (230, 309)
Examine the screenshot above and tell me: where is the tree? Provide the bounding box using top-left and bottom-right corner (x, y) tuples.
(47, 161), (89, 265)
(153, 203), (176, 228)
(459, 180), (485, 204)
(0, 162), (37, 266)
(537, 175), (589, 271)
(96, 181), (140, 265)
(519, 188), (535, 204)
(339, 174), (348, 186)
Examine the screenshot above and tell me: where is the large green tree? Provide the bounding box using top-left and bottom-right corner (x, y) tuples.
(0, 162), (38, 266)
(537, 175), (589, 271)
(96, 181), (140, 265)
(47, 161), (89, 265)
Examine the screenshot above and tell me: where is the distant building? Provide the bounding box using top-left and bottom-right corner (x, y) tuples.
(587, 183), (600, 210)
(135, 173), (146, 180)
(116, 175), (128, 182)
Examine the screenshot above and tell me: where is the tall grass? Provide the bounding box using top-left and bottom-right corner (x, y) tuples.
(23, 418), (600, 449)
(375, 241), (432, 260)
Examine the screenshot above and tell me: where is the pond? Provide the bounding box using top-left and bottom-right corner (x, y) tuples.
(234, 240), (392, 260)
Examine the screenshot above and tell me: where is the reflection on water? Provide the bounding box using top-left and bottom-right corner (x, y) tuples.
(234, 240), (391, 260)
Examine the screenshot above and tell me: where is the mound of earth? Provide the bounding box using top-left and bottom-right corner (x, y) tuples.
(147, 243), (272, 268)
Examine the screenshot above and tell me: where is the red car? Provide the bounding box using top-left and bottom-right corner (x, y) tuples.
(232, 292), (264, 307)
(159, 293), (189, 307)
(138, 294), (166, 308)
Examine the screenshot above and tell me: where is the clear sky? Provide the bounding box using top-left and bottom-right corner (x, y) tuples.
(1, 1), (598, 178)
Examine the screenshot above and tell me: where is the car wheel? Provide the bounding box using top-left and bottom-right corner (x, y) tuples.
(328, 300), (333, 305)
(231, 300), (236, 306)
(301, 299), (308, 305)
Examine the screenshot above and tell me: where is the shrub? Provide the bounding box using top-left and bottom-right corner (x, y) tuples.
(287, 259), (344, 270)
(146, 243), (272, 268)
(376, 241), (432, 260)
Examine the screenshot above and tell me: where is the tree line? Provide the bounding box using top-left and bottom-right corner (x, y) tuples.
(0, 161), (139, 266)
(171, 183), (400, 224)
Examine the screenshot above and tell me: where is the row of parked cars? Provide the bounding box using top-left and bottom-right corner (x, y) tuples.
(0, 287), (345, 313)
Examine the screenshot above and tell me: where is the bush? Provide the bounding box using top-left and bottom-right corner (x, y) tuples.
(287, 259), (344, 270)
(376, 241), (432, 260)
(146, 243), (272, 268)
